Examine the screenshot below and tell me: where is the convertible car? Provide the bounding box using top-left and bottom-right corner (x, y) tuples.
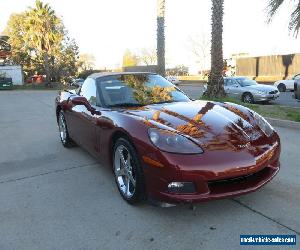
(55, 72), (280, 205)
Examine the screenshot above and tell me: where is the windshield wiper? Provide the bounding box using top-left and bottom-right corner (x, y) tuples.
(109, 103), (144, 108)
(153, 100), (181, 105)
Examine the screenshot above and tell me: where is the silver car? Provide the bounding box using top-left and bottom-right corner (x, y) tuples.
(224, 77), (280, 103)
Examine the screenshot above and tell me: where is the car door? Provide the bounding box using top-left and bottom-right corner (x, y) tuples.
(224, 78), (241, 99)
(285, 77), (297, 90)
(70, 78), (100, 156)
(293, 74), (300, 87)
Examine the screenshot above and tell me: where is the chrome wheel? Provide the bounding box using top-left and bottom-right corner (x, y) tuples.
(114, 145), (136, 198)
(58, 112), (67, 143)
(243, 93), (253, 103)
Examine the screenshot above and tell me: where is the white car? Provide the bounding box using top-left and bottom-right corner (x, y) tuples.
(274, 74), (300, 92)
(166, 76), (180, 85)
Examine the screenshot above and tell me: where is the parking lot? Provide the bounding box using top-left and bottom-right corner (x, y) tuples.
(0, 90), (299, 249)
(179, 83), (300, 107)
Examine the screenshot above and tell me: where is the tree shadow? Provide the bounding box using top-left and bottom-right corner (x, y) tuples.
(282, 54), (295, 79)
(254, 57), (260, 79)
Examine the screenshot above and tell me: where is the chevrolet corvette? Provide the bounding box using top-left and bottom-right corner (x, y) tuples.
(55, 72), (280, 205)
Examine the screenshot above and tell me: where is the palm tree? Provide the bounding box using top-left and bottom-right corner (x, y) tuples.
(203, 0), (226, 98)
(267, 0), (300, 37)
(157, 0), (166, 76)
(26, 0), (63, 85)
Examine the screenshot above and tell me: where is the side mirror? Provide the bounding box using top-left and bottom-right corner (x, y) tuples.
(71, 96), (101, 115)
(234, 84), (239, 88)
(71, 96), (89, 107)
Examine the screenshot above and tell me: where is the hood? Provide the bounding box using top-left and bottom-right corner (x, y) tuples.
(123, 100), (265, 152)
(244, 84), (278, 92)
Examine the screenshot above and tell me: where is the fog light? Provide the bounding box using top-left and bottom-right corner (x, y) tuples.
(167, 182), (196, 194)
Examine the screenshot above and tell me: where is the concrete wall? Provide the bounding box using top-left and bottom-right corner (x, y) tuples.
(236, 53), (300, 81)
(0, 65), (23, 85)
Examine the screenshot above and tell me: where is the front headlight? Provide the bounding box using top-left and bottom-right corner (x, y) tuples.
(253, 112), (274, 137)
(148, 128), (203, 154)
(257, 90), (267, 95)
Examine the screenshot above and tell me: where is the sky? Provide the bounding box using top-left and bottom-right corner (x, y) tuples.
(0, 0), (300, 72)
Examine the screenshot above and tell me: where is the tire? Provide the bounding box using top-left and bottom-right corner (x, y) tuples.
(278, 83), (286, 92)
(113, 137), (145, 204)
(57, 110), (76, 148)
(242, 92), (254, 104)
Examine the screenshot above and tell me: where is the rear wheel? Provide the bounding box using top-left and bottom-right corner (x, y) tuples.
(278, 83), (286, 92)
(58, 110), (76, 148)
(113, 138), (145, 204)
(242, 92), (254, 103)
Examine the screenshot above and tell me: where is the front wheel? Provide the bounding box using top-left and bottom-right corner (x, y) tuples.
(242, 93), (254, 103)
(58, 110), (76, 148)
(278, 83), (286, 92)
(113, 138), (145, 204)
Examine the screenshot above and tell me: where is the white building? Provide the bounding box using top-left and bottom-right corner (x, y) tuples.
(0, 65), (23, 85)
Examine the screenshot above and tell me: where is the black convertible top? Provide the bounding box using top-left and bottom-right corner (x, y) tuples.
(88, 72), (157, 79)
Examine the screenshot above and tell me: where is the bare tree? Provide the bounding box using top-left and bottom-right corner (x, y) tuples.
(186, 33), (211, 75)
(138, 48), (157, 66)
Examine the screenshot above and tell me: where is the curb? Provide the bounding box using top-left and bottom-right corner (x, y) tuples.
(266, 117), (300, 130)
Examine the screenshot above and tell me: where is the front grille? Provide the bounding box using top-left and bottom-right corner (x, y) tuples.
(269, 90), (278, 94)
(208, 167), (272, 194)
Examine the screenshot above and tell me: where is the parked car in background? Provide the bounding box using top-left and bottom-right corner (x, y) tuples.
(166, 75), (180, 85)
(274, 74), (300, 92)
(294, 81), (300, 100)
(26, 75), (45, 84)
(223, 77), (280, 103)
(0, 77), (13, 90)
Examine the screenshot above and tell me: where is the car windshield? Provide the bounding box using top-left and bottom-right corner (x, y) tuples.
(236, 78), (258, 87)
(97, 74), (190, 107)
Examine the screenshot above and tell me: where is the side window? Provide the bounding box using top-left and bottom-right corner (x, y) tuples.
(294, 74), (300, 80)
(80, 78), (97, 106)
(226, 79), (235, 86)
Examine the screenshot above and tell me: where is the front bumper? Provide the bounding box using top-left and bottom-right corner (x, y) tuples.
(253, 93), (279, 102)
(143, 139), (280, 204)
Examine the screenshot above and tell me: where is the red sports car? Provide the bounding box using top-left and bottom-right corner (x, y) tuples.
(55, 72), (280, 205)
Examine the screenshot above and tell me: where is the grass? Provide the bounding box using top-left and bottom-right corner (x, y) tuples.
(199, 96), (300, 122)
(13, 83), (76, 91)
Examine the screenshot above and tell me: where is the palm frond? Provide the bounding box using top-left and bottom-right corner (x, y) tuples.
(289, 2), (300, 37)
(267, 0), (285, 23)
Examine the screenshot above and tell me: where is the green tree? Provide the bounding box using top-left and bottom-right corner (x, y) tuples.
(267, 0), (300, 37)
(122, 49), (139, 67)
(157, 0), (166, 76)
(3, 0), (78, 84)
(203, 0), (226, 98)
(25, 0), (64, 84)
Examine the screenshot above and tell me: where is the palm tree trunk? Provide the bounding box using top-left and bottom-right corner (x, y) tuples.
(204, 0), (226, 98)
(157, 0), (166, 76)
(44, 53), (51, 86)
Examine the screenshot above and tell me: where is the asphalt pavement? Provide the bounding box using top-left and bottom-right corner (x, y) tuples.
(178, 84), (300, 107)
(0, 90), (299, 249)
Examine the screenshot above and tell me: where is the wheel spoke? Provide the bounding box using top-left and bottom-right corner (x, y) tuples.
(126, 177), (130, 196)
(126, 153), (131, 169)
(118, 148), (127, 167)
(115, 168), (125, 177)
(127, 172), (136, 187)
